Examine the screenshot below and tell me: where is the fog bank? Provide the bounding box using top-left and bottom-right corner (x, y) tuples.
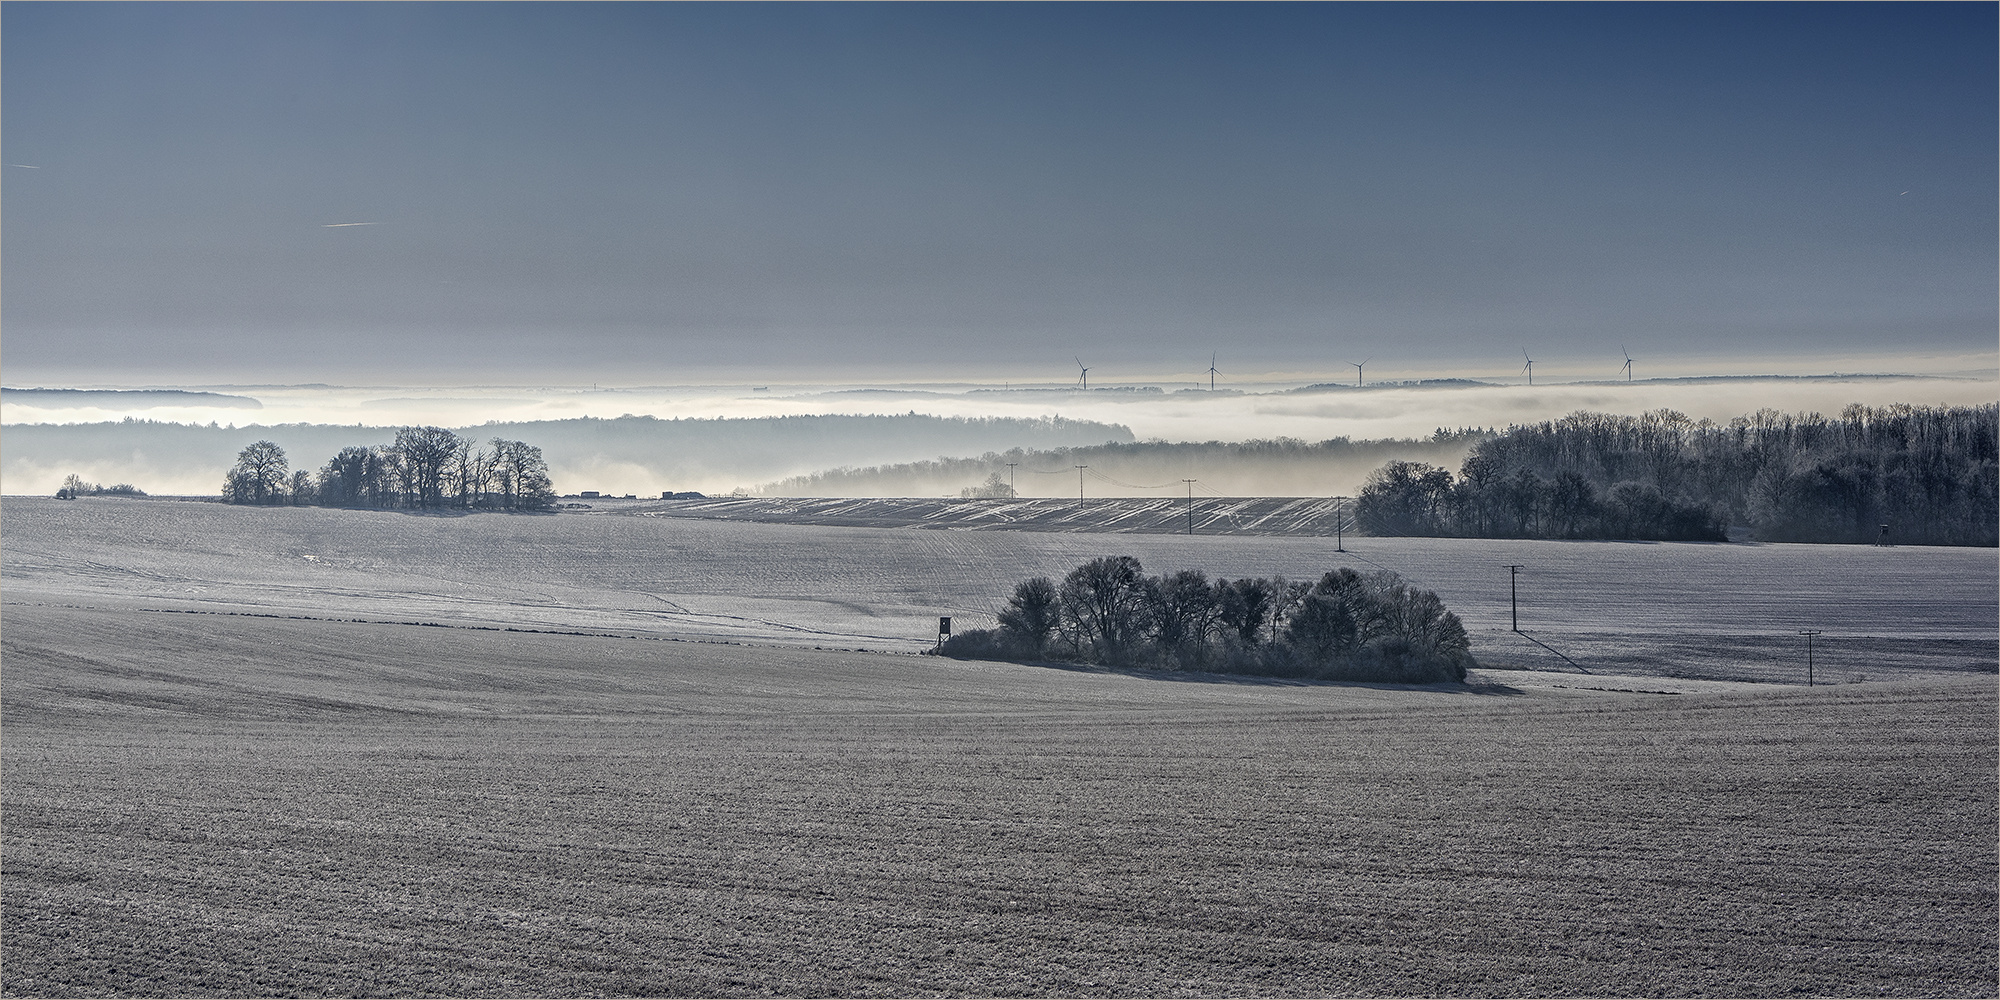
(4, 375), (1992, 498)
(1, 414), (1132, 498)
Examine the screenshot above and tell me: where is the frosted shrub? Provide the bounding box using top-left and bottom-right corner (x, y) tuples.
(935, 558), (1474, 684)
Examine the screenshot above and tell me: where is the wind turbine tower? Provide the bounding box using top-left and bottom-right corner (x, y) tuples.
(1521, 349), (1535, 386)
(1074, 357), (1090, 391)
(1208, 353), (1219, 391)
(1620, 346), (1635, 382)
(1350, 358), (1371, 388)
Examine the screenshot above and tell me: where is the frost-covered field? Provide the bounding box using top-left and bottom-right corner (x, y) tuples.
(4, 602), (1995, 997)
(3, 497), (1995, 996)
(5, 497), (1993, 681)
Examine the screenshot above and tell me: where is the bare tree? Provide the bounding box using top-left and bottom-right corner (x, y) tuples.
(57, 473), (93, 499)
(1058, 556), (1149, 662)
(1285, 568), (1370, 664)
(223, 441), (289, 504)
(443, 434), (487, 508)
(1217, 577), (1276, 648)
(996, 577), (1059, 656)
(393, 426), (462, 508)
(489, 438), (556, 510)
(1148, 569), (1220, 667)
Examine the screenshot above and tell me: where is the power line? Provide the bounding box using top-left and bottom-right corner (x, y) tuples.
(1083, 468), (1183, 491)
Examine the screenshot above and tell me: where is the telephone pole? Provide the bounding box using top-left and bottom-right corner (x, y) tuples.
(1075, 465), (1088, 507)
(1183, 479), (1197, 534)
(1006, 462), (1018, 494)
(1799, 629), (1822, 686)
(1504, 565), (1524, 632)
(1332, 496), (1351, 552)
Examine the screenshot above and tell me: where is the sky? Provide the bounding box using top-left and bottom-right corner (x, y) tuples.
(4, 2), (1996, 387)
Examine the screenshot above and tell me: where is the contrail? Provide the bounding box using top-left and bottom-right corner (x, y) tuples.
(9, 164), (39, 169)
(322, 222), (379, 228)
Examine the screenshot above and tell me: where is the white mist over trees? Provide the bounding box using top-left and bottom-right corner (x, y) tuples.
(7, 413), (1134, 497)
(768, 432), (1490, 498)
(1354, 404), (1999, 546)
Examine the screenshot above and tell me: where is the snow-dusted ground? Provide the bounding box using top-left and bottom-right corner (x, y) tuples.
(5, 497), (1994, 996)
(629, 495), (1353, 534)
(6, 497), (1992, 683)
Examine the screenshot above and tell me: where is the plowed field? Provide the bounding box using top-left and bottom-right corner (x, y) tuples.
(3, 499), (1994, 996)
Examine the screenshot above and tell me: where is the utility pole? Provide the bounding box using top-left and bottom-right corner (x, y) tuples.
(1075, 465), (1088, 507)
(1505, 565), (1524, 632)
(1182, 479), (1197, 534)
(1799, 629), (1822, 686)
(1332, 496), (1351, 552)
(1006, 462), (1018, 494)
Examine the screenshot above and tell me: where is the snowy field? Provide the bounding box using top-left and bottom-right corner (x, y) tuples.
(4, 496), (1995, 996)
(4, 604), (1995, 996)
(5, 497), (1993, 683)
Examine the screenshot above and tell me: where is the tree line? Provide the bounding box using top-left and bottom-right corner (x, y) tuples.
(223, 427), (556, 510)
(1355, 404), (1998, 546)
(767, 429), (1492, 498)
(936, 556), (1475, 684)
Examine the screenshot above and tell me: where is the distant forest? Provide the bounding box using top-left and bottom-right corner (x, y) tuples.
(222, 428), (556, 510)
(937, 556), (1474, 684)
(3, 387), (263, 410)
(766, 430), (1492, 498)
(1356, 404), (1998, 546)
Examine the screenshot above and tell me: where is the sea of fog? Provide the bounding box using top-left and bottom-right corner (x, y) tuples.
(3, 375), (1994, 497)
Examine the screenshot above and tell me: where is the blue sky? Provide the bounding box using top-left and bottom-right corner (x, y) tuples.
(4, 2), (1994, 384)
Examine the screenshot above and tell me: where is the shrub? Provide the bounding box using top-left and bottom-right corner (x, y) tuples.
(934, 628), (1024, 660)
(954, 558), (1475, 684)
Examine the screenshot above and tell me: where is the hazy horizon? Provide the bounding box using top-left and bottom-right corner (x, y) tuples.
(6, 4), (1994, 386)
(7, 374), (1993, 498)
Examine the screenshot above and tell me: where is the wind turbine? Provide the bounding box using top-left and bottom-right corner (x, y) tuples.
(1074, 357), (1090, 391)
(1350, 357), (1372, 388)
(1521, 349), (1535, 386)
(1619, 346), (1634, 382)
(1207, 353), (1220, 391)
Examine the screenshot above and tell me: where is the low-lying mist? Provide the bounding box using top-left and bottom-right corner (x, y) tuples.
(0, 414), (1132, 498)
(3, 375), (1992, 497)
(764, 435), (1486, 499)
(6, 375), (1992, 440)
